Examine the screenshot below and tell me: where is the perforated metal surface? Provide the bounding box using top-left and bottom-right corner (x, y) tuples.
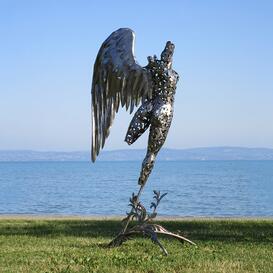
(91, 29), (179, 186)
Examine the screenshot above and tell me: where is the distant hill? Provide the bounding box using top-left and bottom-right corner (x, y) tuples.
(1, 147), (273, 161)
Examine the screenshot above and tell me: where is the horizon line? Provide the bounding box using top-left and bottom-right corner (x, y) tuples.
(1, 146), (273, 153)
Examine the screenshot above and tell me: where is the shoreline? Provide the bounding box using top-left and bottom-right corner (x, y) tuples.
(0, 214), (272, 220)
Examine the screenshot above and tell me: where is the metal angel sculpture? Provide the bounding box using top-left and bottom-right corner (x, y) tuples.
(91, 28), (195, 255)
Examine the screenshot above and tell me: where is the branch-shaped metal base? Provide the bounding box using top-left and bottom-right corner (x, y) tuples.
(109, 222), (196, 255)
(108, 190), (196, 255)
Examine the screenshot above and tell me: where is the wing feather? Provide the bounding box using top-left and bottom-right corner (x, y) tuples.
(91, 28), (152, 161)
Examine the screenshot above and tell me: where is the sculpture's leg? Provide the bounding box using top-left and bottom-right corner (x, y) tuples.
(124, 101), (152, 145)
(138, 122), (170, 186)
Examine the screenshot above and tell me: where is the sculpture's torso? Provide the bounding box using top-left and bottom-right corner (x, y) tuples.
(151, 60), (179, 102)
(124, 52), (179, 185)
(148, 60), (179, 129)
(125, 60), (179, 149)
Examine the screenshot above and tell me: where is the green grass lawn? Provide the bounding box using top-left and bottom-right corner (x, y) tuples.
(0, 218), (272, 273)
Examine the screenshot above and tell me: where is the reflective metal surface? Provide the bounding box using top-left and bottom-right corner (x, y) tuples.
(91, 28), (179, 187)
(91, 28), (193, 254)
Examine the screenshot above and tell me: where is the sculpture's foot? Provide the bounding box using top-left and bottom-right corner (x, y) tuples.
(108, 223), (196, 256)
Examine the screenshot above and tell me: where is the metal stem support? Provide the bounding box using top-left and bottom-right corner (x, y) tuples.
(108, 187), (197, 255)
(120, 184), (144, 234)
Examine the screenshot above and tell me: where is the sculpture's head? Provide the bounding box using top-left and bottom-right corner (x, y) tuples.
(161, 41), (175, 69)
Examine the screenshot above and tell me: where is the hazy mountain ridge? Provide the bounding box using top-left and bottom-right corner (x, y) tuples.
(1, 147), (273, 161)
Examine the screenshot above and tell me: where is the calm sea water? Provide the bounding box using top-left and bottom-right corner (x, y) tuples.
(0, 161), (272, 217)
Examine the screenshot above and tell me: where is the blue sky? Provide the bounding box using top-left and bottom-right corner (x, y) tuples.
(1, 0), (273, 151)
